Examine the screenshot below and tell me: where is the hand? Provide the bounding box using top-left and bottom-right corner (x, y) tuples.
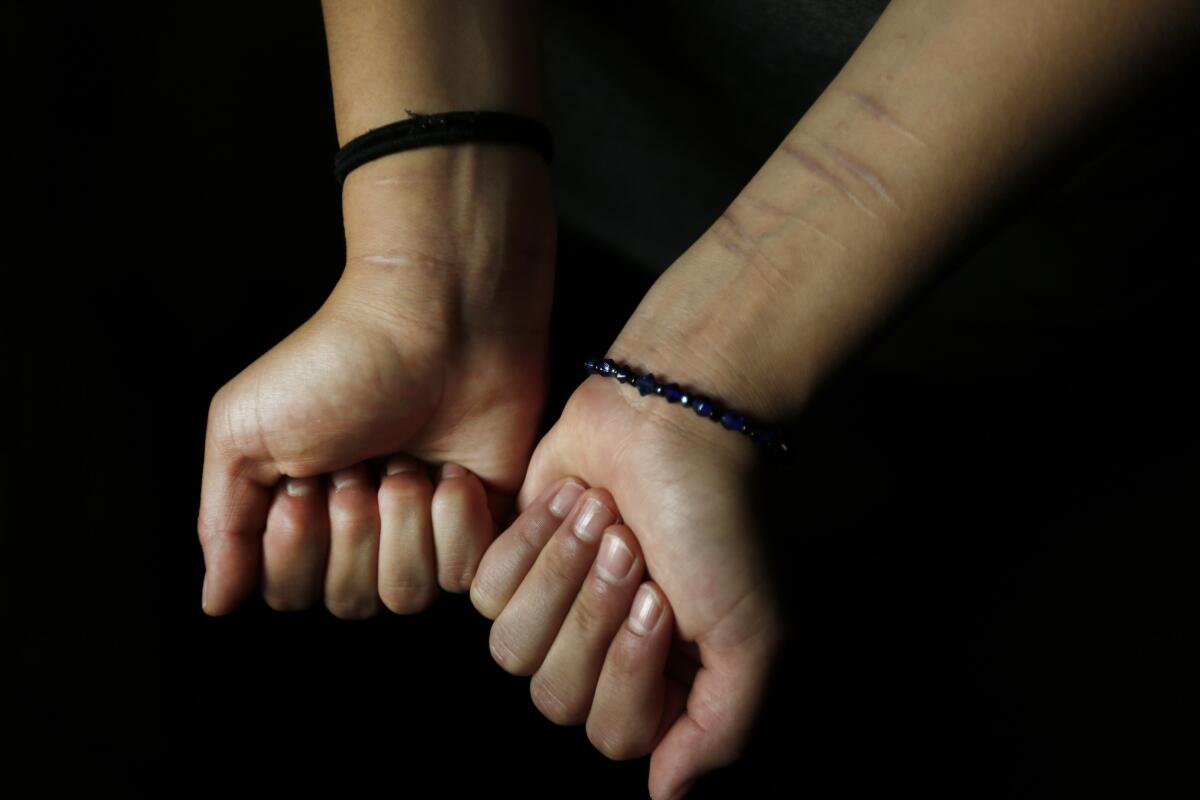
(470, 368), (786, 800)
(198, 146), (555, 618)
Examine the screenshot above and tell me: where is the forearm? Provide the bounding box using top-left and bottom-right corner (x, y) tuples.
(322, 0), (543, 142)
(612, 0), (1200, 422)
(320, 0), (554, 335)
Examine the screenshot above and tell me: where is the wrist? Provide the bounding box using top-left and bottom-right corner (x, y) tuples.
(337, 143), (557, 337)
(607, 226), (819, 426)
(341, 142), (554, 259)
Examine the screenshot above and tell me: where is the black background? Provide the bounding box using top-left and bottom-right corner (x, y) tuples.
(4, 4), (1199, 797)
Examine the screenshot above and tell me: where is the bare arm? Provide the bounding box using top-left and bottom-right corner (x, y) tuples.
(322, 0), (542, 141)
(611, 0), (1200, 424)
(198, 2), (554, 616)
(320, 0), (554, 329)
(529, 6), (1200, 792)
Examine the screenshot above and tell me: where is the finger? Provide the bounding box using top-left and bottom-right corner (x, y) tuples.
(377, 455), (437, 613)
(197, 413), (280, 616)
(260, 476), (330, 610)
(430, 463), (495, 593)
(469, 477), (586, 620)
(324, 464), (382, 619)
(488, 488), (618, 676)
(530, 524), (645, 725)
(586, 581), (677, 761)
(647, 628), (780, 800)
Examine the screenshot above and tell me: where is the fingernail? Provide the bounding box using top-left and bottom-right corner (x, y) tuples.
(201, 574), (210, 613)
(548, 480), (584, 518)
(441, 463), (467, 479)
(386, 456), (420, 475)
(573, 496), (615, 543)
(330, 470), (363, 490)
(629, 584), (662, 636)
(596, 532), (635, 583)
(286, 477), (315, 497)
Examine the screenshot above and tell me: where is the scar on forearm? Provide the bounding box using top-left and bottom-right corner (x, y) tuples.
(818, 141), (898, 209)
(779, 137), (879, 220)
(833, 86), (928, 148)
(715, 205), (801, 296)
(733, 194), (849, 253)
(711, 206), (755, 259)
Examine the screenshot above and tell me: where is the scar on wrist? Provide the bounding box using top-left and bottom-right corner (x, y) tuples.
(818, 140), (899, 209)
(779, 137), (880, 221)
(358, 254), (413, 266)
(833, 86), (929, 148)
(371, 175), (425, 187)
(732, 195), (849, 253)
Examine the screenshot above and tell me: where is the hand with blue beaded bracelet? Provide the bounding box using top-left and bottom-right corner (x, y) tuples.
(470, 340), (786, 800)
(470, 220), (800, 796)
(468, 1), (1200, 794)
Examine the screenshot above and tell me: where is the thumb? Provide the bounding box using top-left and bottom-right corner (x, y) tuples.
(648, 635), (779, 799)
(197, 415), (279, 616)
(514, 420), (576, 513)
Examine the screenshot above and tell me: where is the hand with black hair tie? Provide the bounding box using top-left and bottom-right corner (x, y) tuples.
(197, 1), (556, 619)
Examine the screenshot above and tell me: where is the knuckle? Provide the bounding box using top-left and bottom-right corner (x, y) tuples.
(262, 589), (313, 612)
(380, 576), (436, 614)
(530, 674), (588, 726)
(515, 512), (556, 553)
(586, 721), (642, 761)
(542, 535), (584, 587)
(469, 578), (501, 620)
(204, 389), (245, 459)
(606, 629), (644, 676)
(204, 387), (227, 431)
(489, 626), (534, 676)
(569, 589), (608, 639)
(196, 513), (219, 547)
(325, 592), (381, 620)
(437, 557), (476, 594)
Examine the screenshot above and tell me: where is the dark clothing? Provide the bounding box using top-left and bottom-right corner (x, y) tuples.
(544, 1), (888, 271)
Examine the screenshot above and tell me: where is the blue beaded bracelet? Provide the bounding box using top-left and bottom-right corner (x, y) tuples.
(583, 358), (791, 456)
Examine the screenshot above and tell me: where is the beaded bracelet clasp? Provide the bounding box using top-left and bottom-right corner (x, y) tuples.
(584, 358), (791, 456)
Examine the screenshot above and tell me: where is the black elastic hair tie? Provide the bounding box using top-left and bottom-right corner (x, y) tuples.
(333, 108), (554, 185)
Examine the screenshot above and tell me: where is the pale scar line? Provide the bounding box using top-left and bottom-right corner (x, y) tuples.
(819, 140), (899, 209)
(779, 137), (880, 221)
(734, 195), (849, 253)
(372, 176), (424, 186)
(833, 86), (929, 148)
(358, 254), (413, 266)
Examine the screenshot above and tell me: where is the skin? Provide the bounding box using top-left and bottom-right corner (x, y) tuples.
(197, 0), (552, 617)
(197, 0), (1200, 798)
(469, 2), (1200, 799)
